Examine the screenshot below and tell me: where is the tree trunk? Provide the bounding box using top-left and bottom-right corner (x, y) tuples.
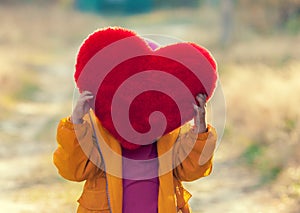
(220, 0), (234, 46)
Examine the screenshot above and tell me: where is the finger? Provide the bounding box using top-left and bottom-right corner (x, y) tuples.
(77, 95), (93, 106)
(193, 103), (200, 114)
(196, 94), (206, 102)
(81, 95), (94, 102)
(193, 104), (200, 125)
(80, 91), (93, 99)
(196, 94), (207, 108)
(81, 90), (93, 97)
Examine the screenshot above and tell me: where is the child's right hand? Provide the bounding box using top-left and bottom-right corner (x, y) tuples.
(71, 91), (94, 124)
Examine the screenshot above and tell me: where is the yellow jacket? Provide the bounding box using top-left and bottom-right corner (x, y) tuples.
(53, 113), (217, 213)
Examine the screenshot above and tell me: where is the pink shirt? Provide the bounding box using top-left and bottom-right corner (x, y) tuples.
(122, 143), (159, 213)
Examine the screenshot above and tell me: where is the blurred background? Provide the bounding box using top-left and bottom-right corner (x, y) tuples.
(0, 0), (299, 212)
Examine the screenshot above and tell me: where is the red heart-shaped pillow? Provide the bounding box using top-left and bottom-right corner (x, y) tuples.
(75, 27), (218, 150)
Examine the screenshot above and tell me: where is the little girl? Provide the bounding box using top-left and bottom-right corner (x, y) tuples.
(53, 27), (217, 213)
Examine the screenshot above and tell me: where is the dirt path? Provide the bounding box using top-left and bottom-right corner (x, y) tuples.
(0, 59), (76, 211)
(185, 145), (280, 213)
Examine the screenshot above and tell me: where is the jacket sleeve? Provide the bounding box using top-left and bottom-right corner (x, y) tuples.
(173, 124), (217, 182)
(53, 117), (102, 182)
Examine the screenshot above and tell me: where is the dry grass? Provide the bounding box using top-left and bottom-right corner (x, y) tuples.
(223, 61), (300, 180)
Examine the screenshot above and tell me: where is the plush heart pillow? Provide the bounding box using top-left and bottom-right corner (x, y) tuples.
(75, 27), (218, 150)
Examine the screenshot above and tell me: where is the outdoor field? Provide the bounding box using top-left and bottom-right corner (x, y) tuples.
(0, 1), (299, 212)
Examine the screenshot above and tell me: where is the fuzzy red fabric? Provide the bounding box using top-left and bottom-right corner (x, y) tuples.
(75, 27), (218, 150)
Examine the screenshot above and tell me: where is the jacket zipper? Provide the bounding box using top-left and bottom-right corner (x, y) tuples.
(88, 112), (112, 213)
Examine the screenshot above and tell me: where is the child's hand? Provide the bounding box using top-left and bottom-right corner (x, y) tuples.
(71, 91), (94, 124)
(193, 93), (207, 133)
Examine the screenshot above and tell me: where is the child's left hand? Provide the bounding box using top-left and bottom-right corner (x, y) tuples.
(193, 93), (207, 133)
